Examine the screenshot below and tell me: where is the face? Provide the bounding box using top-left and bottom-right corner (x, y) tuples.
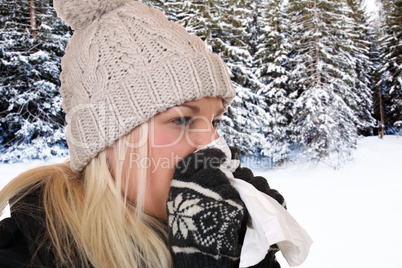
(108, 97), (224, 221)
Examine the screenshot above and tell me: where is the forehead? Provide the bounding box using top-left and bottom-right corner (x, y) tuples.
(178, 96), (223, 109)
(153, 97), (224, 119)
(176, 97), (224, 115)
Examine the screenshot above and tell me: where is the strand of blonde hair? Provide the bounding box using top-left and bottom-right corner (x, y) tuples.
(0, 123), (172, 268)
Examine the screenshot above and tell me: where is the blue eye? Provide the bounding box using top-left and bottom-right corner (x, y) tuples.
(172, 117), (193, 126)
(171, 117), (222, 128)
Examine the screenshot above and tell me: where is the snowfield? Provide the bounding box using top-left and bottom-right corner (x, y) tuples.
(1, 136), (401, 267)
(254, 136), (402, 268)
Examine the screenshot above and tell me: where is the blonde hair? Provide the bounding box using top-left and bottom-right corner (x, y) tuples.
(0, 123), (173, 268)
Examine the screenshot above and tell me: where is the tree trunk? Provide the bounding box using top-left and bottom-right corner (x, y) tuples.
(313, 0), (321, 87)
(30, 0), (36, 39)
(378, 86), (385, 138)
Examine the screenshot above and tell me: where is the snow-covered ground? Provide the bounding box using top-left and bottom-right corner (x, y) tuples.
(1, 136), (401, 267)
(254, 135), (402, 268)
(0, 157), (66, 219)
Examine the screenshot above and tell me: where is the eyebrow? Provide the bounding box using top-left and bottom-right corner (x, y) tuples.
(178, 104), (200, 113)
(178, 104), (225, 117)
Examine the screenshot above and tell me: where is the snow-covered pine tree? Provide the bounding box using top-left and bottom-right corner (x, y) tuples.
(287, 0), (362, 165)
(371, 37), (386, 137)
(143, 0), (217, 46)
(211, 0), (270, 157)
(376, 0), (402, 134)
(254, 0), (292, 164)
(0, 0), (70, 162)
(213, 1), (257, 87)
(165, 0), (215, 40)
(346, 0), (376, 136)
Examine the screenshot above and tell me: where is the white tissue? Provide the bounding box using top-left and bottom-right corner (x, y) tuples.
(198, 137), (313, 267)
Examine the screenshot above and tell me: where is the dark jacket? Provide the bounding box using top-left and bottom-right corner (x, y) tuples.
(0, 189), (57, 267)
(0, 188), (280, 268)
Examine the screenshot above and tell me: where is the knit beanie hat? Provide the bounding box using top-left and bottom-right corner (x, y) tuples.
(53, 0), (236, 173)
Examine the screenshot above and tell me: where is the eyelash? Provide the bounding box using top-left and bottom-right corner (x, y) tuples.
(171, 117), (222, 128)
(172, 117), (193, 126)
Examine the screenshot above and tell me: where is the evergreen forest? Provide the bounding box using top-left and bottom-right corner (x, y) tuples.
(0, 0), (401, 167)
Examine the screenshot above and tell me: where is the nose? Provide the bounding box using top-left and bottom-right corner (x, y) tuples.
(195, 130), (219, 149)
(188, 121), (219, 150)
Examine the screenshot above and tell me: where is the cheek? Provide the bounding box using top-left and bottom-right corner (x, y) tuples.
(145, 169), (173, 220)
(145, 130), (196, 220)
(151, 126), (195, 166)
(149, 140), (192, 187)
(144, 146), (184, 221)
(152, 127), (182, 147)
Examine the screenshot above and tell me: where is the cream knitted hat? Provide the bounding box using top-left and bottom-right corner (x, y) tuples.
(54, 0), (236, 172)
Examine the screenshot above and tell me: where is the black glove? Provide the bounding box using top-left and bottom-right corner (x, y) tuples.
(167, 148), (246, 268)
(230, 146), (284, 268)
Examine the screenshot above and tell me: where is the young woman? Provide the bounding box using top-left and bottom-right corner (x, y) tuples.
(0, 1), (285, 267)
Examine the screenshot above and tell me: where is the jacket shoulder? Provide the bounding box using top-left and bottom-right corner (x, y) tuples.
(0, 187), (56, 267)
(0, 216), (31, 267)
